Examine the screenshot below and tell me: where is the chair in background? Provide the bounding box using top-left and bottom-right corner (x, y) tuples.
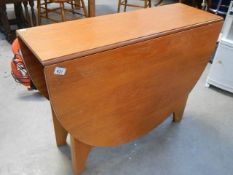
(118, 0), (152, 12)
(0, 0), (36, 42)
(37, 0), (88, 24)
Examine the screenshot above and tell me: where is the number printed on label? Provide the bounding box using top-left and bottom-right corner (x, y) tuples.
(54, 67), (66, 75)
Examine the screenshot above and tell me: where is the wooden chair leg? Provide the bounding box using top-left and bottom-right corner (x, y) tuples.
(29, 0), (37, 26)
(80, 0), (87, 17)
(23, 1), (31, 26)
(149, 0), (152, 7)
(60, 2), (65, 21)
(15, 2), (27, 27)
(45, 0), (48, 18)
(117, 0), (121, 12)
(37, 0), (42, 25)
(51, 108), (68, 146)
(71, 0), (75, 13)
(71, 136), (92, 175)
(87, 0), (95, 17)
(0, 3), (13, 41)
(124, 0), (127, 12)
(173, 96), (188, 122)
(144, 0), (148, 8)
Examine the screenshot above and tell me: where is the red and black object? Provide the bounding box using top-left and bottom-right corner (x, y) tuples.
(11, 39), (36, 90)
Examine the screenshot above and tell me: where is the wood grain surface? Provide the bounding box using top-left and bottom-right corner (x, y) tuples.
(17, 3), (222, 65)
(18, 4), (223, 174)
(51, 106), (68, 146)
(71, 136), (92, 175)
(44, 21), (222, 147)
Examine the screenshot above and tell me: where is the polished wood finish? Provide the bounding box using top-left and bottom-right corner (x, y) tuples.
(17, 4), (221, 64)
(71, 136), (92, 175)
(52, 107), (68, 146)
(44, 21), (222, 146)
(17, 4), (222, 175)
(18, 38), (49, 98)
(173, 96), (188, 122)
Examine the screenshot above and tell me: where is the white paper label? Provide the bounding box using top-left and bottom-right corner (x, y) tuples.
(54, 67), (66, 75)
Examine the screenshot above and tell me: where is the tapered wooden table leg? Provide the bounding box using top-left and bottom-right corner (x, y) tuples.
(51, 107), (68, 146)
(173, 96), (188, 122)
(71, 136), (92, 175)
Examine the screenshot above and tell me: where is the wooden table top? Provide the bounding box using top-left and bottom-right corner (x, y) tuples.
(17, 3), (222, 66)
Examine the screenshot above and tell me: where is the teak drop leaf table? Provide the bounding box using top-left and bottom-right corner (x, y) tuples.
(17, 4), (222, 175)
